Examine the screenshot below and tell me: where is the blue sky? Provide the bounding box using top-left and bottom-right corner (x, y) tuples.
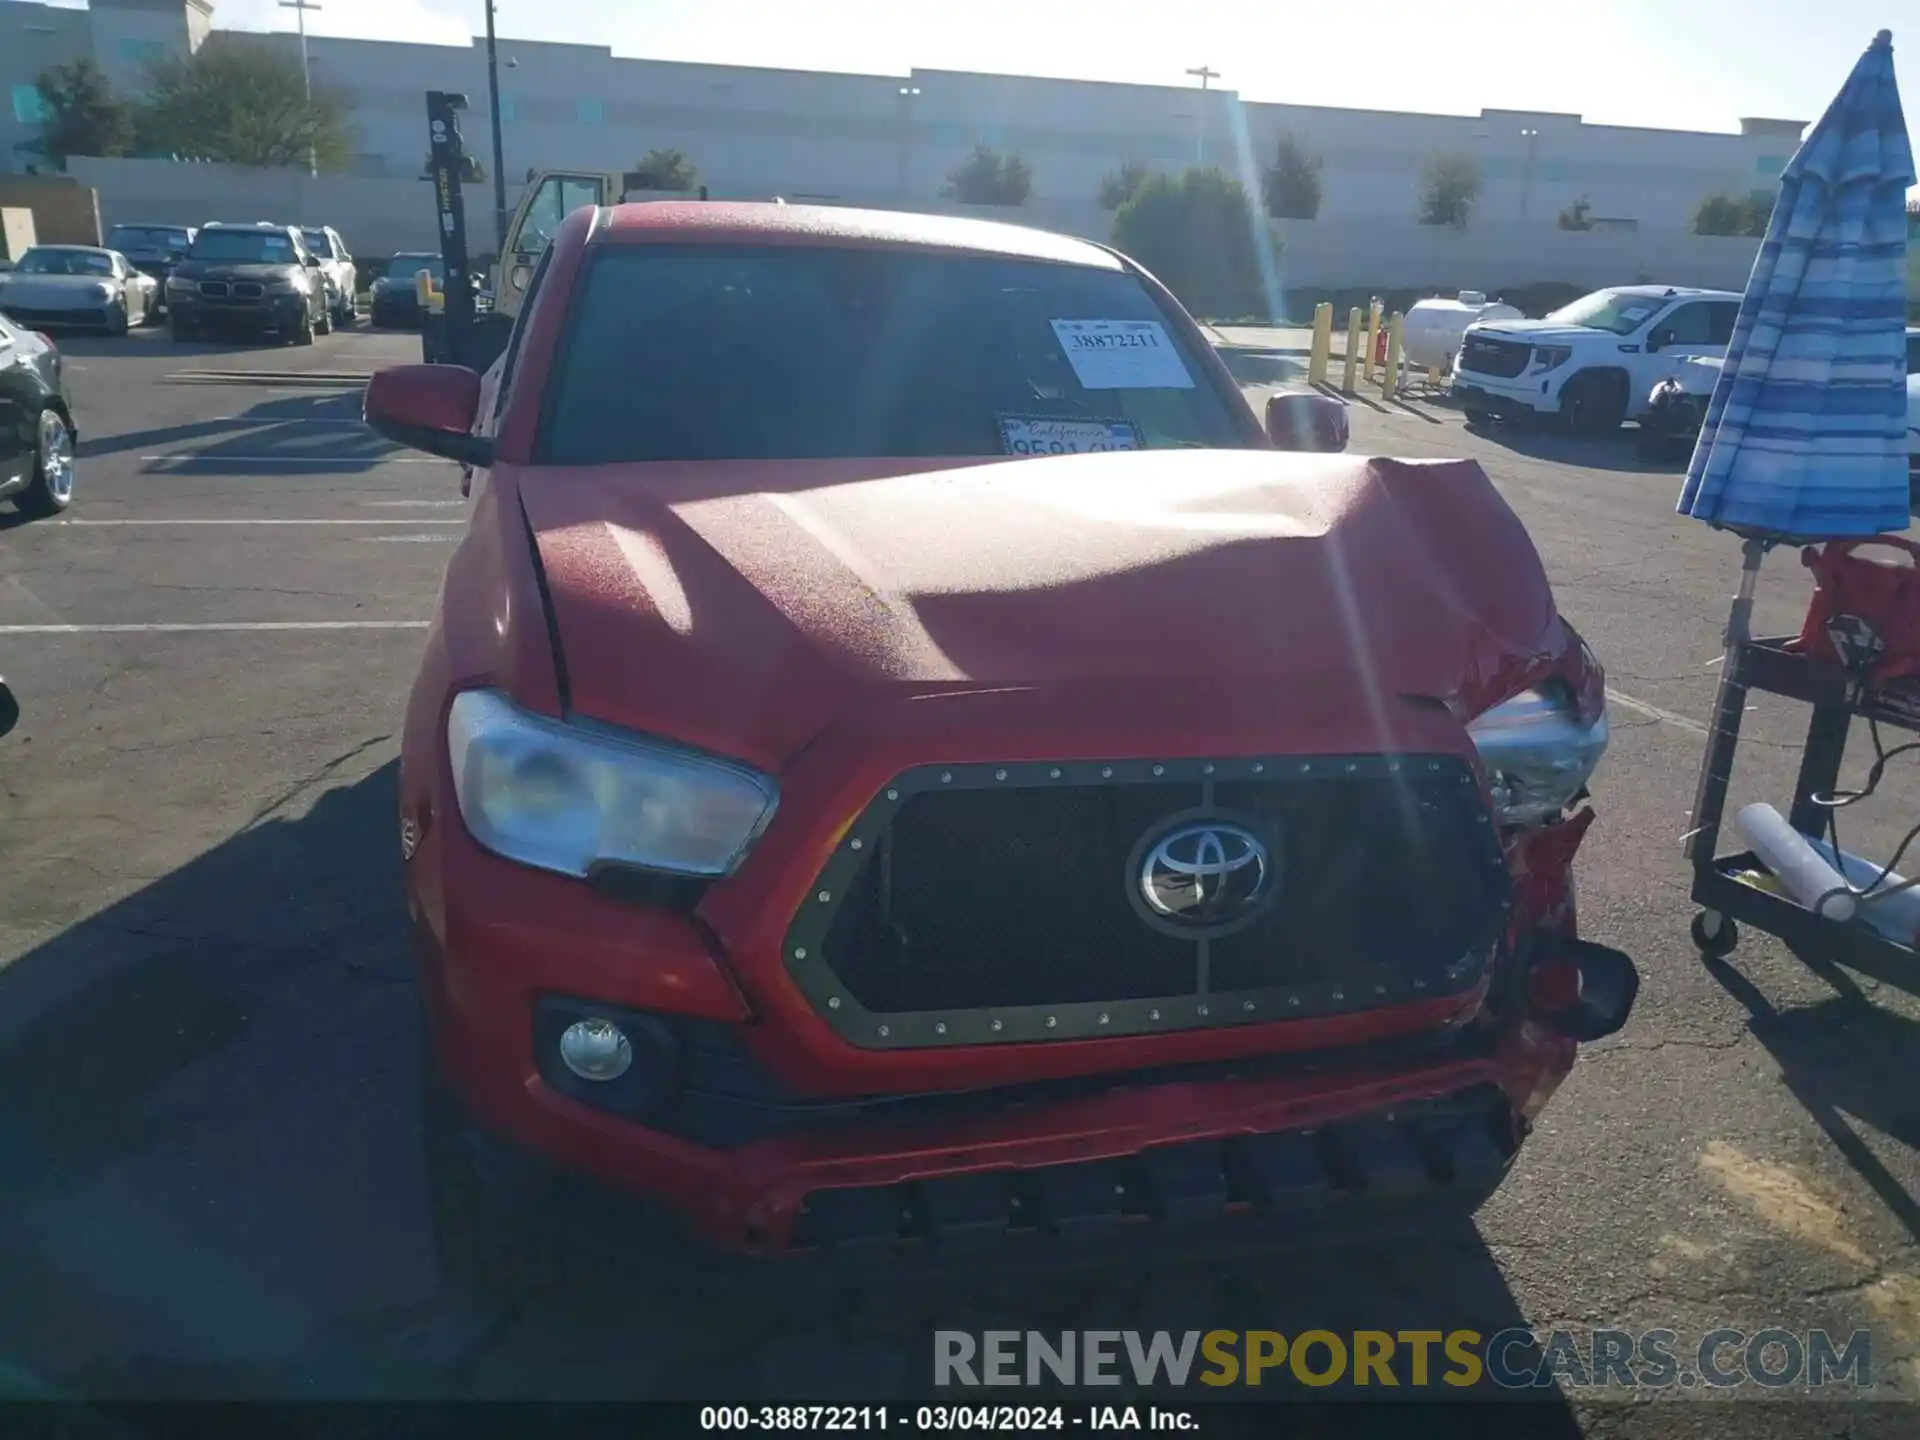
(31, 0), (1920, 152)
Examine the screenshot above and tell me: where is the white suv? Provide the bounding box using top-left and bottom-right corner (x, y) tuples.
(1454, 285), (1743, 435)
(300, 226), (358, 329)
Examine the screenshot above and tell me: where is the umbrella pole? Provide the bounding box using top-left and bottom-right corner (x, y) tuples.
(1684, 537), (1770, 863)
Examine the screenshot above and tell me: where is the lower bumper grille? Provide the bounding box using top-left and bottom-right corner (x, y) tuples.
(1459, 335), (1531, 379)
(788, 1085), (1518, 1259)
(0, 305), (106, 328)
(785, 754), (1508, 1049)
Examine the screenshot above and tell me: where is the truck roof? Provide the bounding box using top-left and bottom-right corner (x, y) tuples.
(593, 201), (1123, 270)
(1605, 284), (1744, 301)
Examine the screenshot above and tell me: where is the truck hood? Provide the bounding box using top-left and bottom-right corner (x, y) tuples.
(1468, 319), (1605, 345)
(515, 449), (1565, 769)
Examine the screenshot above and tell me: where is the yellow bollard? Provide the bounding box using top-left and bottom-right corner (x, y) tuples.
(1341, 307), (1362, 394)
(1364, 299), (1382, 380)
(1307, 301), (1333, 388)
(416, 268), (444, 316)
(1383, 311), (1404, 395)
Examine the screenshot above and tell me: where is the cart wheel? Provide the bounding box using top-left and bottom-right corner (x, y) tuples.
(1691, 910), (1738, 960)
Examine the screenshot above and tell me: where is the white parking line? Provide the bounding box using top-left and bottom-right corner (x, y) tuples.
(0, 621), (429, 634)
(55, 518), (463, 526)
(359, 500), (466, 507)
(1608, 689), (1708, 736)
(138, 454), (447, 464)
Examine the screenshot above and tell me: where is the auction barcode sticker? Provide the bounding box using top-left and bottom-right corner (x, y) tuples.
(998, 416), (1142, 455)
(1049, 319), (1195, 390)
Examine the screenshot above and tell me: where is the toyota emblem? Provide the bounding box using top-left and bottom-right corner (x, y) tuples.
(1130, 817), (1275, 937)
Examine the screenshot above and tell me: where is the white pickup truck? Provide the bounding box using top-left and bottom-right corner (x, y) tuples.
(1453, 285), (1743, 436)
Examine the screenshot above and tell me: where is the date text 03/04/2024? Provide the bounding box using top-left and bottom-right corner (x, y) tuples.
(699, 1405), (1198, 1431)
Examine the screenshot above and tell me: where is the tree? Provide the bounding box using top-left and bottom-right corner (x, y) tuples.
(1111, 167), (1267, 320)
(1098, 161), (1151, 212)
(1693, 191), (1770, 237)
(25, 59), (133, 168)
(629, 148), (698, 191)
(1557, 195), (1594, 230)
(1416, 151), (1481, 228)
(1261, 132), (1323, 220)
(133, 41), (351, 169)
(940, 145), (1033, 206)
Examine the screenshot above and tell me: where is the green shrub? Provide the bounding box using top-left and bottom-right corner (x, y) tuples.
(1111, 167), (1271, 320)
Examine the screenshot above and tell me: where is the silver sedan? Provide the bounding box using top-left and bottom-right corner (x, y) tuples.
(0, 245), (160, 335)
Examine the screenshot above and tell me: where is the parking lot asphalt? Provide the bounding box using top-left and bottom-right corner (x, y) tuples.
(1, 328), (1917, 1432)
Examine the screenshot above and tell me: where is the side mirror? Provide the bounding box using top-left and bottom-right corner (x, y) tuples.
(1647, 328), (1674, 352)
(1264, 390), (1350, 452)
(364, 364), (493, 467)
(0, 679), (17, 739)
(303, 255), (321, 268)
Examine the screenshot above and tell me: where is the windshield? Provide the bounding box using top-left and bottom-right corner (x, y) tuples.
(189, 230), (298, 264)
(107, 227), (191, 253)
(1543, 289), (1669, 336)
(301, 230), (335, 258)
(540, 246), (1247, 464)
(13, 249), (114, 277)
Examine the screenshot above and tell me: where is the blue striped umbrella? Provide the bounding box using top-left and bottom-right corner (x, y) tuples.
(1676, 29), (1913, 538)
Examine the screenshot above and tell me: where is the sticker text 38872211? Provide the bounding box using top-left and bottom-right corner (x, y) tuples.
(1049, 319), (1195, 390)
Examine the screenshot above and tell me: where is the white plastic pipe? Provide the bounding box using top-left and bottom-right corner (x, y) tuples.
(1734, 804), (1856, 922)
(1806, 837), (1920, 944)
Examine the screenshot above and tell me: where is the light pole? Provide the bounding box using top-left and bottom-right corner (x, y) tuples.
(484, 0), (509, 251)
(278, 0), (321, 174)
(1517, 125), (1540, 222)
(896, 84), (920, 198)
(1185, 65), (1219, 164)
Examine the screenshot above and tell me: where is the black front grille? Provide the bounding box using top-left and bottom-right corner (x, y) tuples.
(232, 282), (265, 299)
(785, 755), (1508, 1049)
(1459, 334), (1531, 379)
(198, 280), (230, 297)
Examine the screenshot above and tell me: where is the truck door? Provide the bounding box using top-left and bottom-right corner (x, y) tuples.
(1627, 300), (1733, 414)
(496, 170), (610, 320)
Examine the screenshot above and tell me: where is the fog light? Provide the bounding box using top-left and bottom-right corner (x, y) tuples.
(558, 1018), (633, 1082)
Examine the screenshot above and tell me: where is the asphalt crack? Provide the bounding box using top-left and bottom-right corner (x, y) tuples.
(241, 733), (393, 831)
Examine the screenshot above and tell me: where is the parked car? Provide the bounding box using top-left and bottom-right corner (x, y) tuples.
(1639, 327), (1920, 495)
(0, 314), (76, 518)
(369, 253), (445, 329)
(103, 223), (196, 312)
(1453, 285), (1744, 435)
(300, 225), (359, 330)
(0, 245), (160, 334)
(0, 678), (16, 739)
(165, 223), (330, 344)
(365, 201), (1635, 1292)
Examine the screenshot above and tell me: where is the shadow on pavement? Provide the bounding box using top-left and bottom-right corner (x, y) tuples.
(80, 389), (383, 467)
(0, 761), (1572, 1419)
(1458, 418), (1671, 476)
(1704, 953), (1920, 1249)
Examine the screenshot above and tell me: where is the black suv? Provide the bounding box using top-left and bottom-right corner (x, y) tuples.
(165, 223), (330, 344)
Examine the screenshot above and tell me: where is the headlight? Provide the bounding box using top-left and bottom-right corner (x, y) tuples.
(166, 275), (192, 294)
(263, 279), (300, 295)
(93, 283), (116, 299)
(446, 689), (779, 879)
(1529, 345), (1573, 373)
(1467, 684), (1609, 826)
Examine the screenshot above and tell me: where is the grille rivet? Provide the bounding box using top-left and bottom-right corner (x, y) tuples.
(1114, 1183), (1126, 1196)
(1375, 985), (1387, 996)
(994, 769), (1008, 781)
(886, 789), (899, 801)
(1149, 1009), (1161, 1021)
(850, 838), (863, 851)
(1389, 762), (1401, 773)
(828, 996), (841, 1009)
(1300, 763), (1312, 773)
(1332, 990), (1345, 1001)
(794, 947), (808, 960)
(817, 890), (831, 903)
(935, 1022), (947, 1035)
(991, 1019), (1004, 1032)
(1101, 766), (1114, 778)
(1289, 996), (1301, 1007)
(1243, 1000), (1255, 1012)
(1346, 763), (1359, 773)
(878, 1025), (890, 1037)
(940, 772), (953, 783)
(1202, 763), (1214, 775)
(1198, 1004), (1210, 1017)
(1430, 762), (1442, 772)
(1045, 1016), (1058, 1028)
(1252, 762), (1265, 773)
(1098, 1013), (1110, 1025)
(1049, 768), (1062, 779)
(1415, 980), (1427, 989)
(1152, 764), (1165, 776)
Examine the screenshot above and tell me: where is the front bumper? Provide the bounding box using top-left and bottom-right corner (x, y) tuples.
(168, 292), (309, 330)
(0, 302), (117, 332)
(1454, 375), (1557, 418)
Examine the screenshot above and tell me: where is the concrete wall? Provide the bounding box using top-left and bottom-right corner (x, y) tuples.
(64, 155), (1765, 305)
